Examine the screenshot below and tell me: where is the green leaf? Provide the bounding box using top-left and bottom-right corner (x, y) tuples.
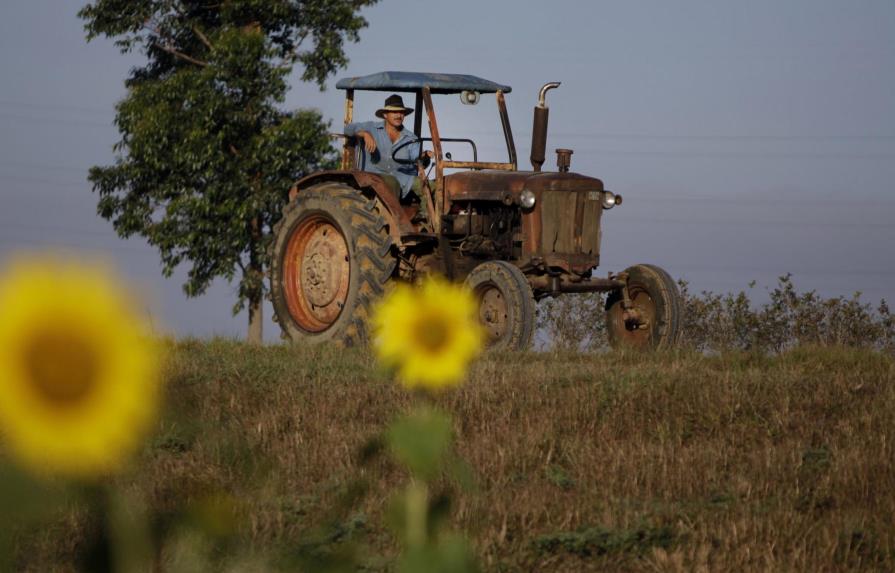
(78, 0), (374, 333)
(387, 408), (453, 481)
(397, 534), (480, 573)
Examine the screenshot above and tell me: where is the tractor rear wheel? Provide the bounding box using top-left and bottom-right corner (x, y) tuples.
(605, 264), (682, 350)
(269, 183), (396, 345)
(464, 261), (535, 351)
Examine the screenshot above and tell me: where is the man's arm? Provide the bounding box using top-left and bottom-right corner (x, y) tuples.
(345, 121), (377, 153)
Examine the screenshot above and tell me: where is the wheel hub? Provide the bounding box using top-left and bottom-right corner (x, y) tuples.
(283, 217), (350, 332)
(604, 264), (685, 350)
(479, 287), (508, 340)
(622, 307), (650, 329)
(612, 287), (657, 345)
(302, 227), (345, 307)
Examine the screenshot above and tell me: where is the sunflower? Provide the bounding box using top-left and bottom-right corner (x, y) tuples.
(372, 277), (484, 391)
(0, 256), (162, 478)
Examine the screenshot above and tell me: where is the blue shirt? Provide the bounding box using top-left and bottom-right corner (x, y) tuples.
(345, 120), (421, 198)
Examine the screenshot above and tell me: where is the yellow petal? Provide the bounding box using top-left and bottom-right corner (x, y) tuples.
(0, 255), (162, 478)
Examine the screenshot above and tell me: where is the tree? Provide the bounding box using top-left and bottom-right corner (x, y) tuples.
(80, 0), (378, 343)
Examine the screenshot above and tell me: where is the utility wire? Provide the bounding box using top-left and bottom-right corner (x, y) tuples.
(0, 112), (112, 128)
(0, 235), (152, 254)
(0, 100), (111, 115)
(3, 100), (894, 142)
(613, 215), (894, 230)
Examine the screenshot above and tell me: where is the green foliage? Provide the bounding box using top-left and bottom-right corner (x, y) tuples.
(398, 534), (480, 573)
(534, 524), (676, 557)
(387, 408), (453, 482)
(545, 464), (575, 491)
(386, 406), (479, 572)
(678, 275), (895, 353)
(536, 292), (607, 351)
(538, 275), (895, 353)
(79, 0), (377, 314)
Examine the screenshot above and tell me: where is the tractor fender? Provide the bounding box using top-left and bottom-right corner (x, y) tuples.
(288, 170), (414, 241)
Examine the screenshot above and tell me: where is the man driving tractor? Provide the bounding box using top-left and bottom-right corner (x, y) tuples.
(345, 93), (432, 203)
(270, 71), (682, 351)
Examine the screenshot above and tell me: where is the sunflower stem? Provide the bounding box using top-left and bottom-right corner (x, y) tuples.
(106, 484), (153, 573)
(405, 480), (428, 549)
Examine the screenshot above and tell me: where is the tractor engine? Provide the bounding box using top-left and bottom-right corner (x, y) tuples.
(444, 203), (520, 260)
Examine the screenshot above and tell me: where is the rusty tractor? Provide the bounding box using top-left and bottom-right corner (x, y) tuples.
(269, 71), (683, 350)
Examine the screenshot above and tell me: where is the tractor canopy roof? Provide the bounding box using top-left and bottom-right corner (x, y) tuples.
(335, 71), (512, 94)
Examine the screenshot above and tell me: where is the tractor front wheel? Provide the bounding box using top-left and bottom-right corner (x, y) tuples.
(605, 264), (682, 350)
(464, 261), (535, 351)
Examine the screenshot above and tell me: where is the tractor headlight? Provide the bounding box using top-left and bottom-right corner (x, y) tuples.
(601, 190), (621, 210)
(519, 189), (536, 209)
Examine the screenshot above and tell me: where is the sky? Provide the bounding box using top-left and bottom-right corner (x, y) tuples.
(1, 1), (893, 340)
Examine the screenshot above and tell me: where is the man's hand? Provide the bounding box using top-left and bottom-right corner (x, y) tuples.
(358, 131), (377, 153)
(420, 149), (434, 168)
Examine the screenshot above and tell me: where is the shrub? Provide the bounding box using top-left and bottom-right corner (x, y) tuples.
(536, 292), (607, 351)
(538, 275), (895, 354)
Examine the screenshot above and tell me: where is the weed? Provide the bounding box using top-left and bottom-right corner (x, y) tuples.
(534, 524), (676, 557)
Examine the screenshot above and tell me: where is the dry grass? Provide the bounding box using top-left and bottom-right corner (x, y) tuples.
(13, 341), (895, 571)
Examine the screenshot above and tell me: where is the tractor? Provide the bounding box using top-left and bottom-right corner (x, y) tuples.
(269, 71), (683, 350)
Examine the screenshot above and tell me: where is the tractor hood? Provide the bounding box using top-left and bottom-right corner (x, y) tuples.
(443, 170), (604, 204)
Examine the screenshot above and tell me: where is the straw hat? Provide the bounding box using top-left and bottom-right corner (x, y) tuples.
(375, 94), (414, 118)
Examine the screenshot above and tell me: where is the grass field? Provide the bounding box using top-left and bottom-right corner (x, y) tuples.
(13, 341), (895, 571)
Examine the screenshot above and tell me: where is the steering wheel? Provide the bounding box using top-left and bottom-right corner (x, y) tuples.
(391, 137), (431, 167)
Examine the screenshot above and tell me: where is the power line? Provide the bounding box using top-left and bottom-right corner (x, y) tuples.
(623, 193), (895, 206)
(466, 127), (895, 141)
(0, 111), (112, 128)
(544, 131), (895, 142)
(0, 173), (91, 189)
(669, 264), (895, 280)
(0, 220), (116, 238)
(0, 235), (152, 254)
(0, 160), (92, 173)
(564, 147), (895, 160)
(613, 215), (895, 230)
(2, 171), (894, 210)
(0, 100), (112, 115)
(2, 100), (894, 143)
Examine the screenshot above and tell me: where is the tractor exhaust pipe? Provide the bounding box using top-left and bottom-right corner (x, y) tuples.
(530, 82), (561, 171)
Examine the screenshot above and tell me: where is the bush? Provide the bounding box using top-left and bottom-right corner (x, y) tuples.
(538, 275), (895, 354)
(536, 292), (607, 351)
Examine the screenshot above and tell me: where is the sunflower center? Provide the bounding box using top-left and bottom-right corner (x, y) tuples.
(414, 314), (451, 354)
(23, 328), (100, 407)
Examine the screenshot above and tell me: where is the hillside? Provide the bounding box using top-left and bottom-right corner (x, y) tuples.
(14, 342), (895, 571)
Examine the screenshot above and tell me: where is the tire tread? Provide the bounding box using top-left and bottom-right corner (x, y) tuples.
(269, 182), (395, 346)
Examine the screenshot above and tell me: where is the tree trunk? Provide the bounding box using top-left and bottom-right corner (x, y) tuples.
(247, 214), (263, 345)
(248, 292), (263, 345)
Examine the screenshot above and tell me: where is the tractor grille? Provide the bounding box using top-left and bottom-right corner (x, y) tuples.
(539, 190), (602, 256)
